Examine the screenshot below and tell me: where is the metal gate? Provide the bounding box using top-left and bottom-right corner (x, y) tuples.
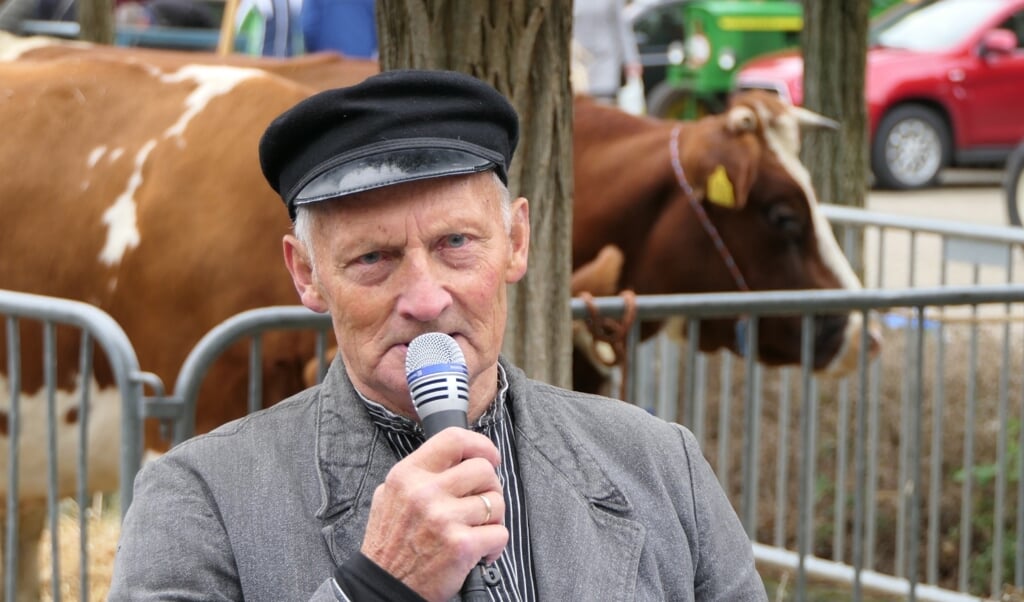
(4, 205), (1024, 600)
(0, 289), (147, 601)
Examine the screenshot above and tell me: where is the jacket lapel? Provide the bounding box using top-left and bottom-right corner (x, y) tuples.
(312, 359), (399, 565)
(507, 363), (646, 599)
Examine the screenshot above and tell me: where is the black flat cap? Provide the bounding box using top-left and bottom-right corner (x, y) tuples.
(259, 69), (520, 220)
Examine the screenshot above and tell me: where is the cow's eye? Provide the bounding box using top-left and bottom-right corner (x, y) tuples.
(766, 204), (803, 239)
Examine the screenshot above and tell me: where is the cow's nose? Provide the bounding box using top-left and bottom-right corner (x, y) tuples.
(813, 312), (849, 364)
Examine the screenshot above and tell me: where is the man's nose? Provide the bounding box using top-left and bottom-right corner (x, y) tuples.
(395, 256), (453, 321)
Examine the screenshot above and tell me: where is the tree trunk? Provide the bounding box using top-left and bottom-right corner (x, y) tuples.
(78, 0), (114, 44)
(377, 0), (574, 388)
(800, 0), (870, 279)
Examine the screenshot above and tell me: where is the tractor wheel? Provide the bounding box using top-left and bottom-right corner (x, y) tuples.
(647, 82), (717, 120)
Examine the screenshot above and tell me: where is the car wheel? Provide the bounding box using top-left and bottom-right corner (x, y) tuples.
(871, 104), (950, 190)
(647, 81), (719, 120)
(1005, 140), (1024, 228)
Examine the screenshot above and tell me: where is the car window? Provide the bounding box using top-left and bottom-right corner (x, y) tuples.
(1000, 11), (1024, 50)
(871, 0), (1009, 52)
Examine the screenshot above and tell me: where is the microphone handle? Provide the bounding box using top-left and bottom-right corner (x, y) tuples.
(420, 409), (468, 439)
(460, 563), (490, 601)
(417, 407), (499, 597)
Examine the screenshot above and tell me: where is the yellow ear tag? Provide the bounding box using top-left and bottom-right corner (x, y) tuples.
(707, 165), (736, 209)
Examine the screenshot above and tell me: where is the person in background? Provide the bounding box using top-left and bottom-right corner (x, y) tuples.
(573, 0), (643, 103)
(235, 0), (303, 57)
(115, 0), (217, 29)
(301, 0), (377, 58)
(108, 69), (766, 601)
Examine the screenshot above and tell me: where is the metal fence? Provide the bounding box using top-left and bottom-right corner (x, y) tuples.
(164, 282), (1024, 601)
(590, 285), (1024, 602)
(3, 205), (1024, 600)
(0, 289), (148, 602)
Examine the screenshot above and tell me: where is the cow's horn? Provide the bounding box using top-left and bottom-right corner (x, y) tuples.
(790, 106), (840, 130)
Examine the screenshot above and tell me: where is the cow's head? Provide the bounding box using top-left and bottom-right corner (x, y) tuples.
(633, 90), (879, 374)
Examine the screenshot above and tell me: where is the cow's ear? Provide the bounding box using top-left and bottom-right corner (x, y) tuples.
(725, 105), (758, 134)
(703, 105), (758, 210)
(703, 163), (753, 211)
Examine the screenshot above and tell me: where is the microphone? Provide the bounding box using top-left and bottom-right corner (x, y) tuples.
(405, 333), (498, 600)
(405, 332), (470, 438)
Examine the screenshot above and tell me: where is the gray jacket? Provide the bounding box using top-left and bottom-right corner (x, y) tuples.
(109, 358), (767, 601)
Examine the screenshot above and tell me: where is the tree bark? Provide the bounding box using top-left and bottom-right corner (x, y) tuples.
(377, 0), (574, 388)
(800, 0), (870, 279)
(78, 0), (115, 44)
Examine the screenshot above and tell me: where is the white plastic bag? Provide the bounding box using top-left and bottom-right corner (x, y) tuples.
(617, 74), (646, 115)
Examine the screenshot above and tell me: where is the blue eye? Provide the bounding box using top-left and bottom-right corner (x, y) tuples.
(359, 251), (383, 265)
(446, 234), (467, 248)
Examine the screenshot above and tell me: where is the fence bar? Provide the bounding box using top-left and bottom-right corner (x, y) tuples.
(990, 251), (1015, 596)
(77, 331), (93, 600)
(907, 306), (926, 601)
(741, 317), (761, 537)
(1017, 319), (1024, 589)
(754, 544), (984, 602)
(833, 379), (850, 564)
(625, 320), (641, 405)
(896, 308), (916, 578)
(958, 299), (981, 592)
(796, 314), (816, 600)
(656, 336), (680, 427)
(875, 228), (887, 289)
(43, 321), (61, 602)
(314, 329), (329, 384)
(821, 204), (1024, 247)
(716, 350), (733, 493)
(926, 315), (947, 586)
(248, 335), (263, 416)
(990, 317), (1010, 596)
(774, 368), (791, 549)
(852, 312), (872, 600)
(5, 317), (20, 601)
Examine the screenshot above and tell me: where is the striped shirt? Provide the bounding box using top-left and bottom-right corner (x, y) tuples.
(358, 364), (538, 601)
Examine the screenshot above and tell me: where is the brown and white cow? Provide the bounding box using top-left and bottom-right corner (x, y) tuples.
(0, 56), (327, 599)
(572, 92), (878, 393)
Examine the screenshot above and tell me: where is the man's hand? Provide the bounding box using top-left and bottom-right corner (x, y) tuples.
(361, 428), (507, 602)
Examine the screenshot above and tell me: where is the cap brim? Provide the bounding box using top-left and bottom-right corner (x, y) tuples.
(292, 147), (497, 208)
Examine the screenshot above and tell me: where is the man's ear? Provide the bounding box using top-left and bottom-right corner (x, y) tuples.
(506, 197), (530, 283)
(283, 234), (329, 313)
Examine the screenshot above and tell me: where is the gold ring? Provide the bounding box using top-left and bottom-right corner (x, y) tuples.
(478, 494), (492, 524)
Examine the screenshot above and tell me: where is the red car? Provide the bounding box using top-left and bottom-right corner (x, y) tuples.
(734, 0), (1024, 189)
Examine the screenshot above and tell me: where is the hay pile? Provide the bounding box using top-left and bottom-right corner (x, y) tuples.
(38, 498), (118, 602)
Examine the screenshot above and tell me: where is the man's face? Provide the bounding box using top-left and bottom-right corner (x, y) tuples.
(283, 172), (530, 419)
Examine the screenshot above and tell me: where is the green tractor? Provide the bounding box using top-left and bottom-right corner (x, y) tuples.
(631, 0), (905, 120)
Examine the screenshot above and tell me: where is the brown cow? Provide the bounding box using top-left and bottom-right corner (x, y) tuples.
(572, 92), (878, 393)
(0, 30), (379, 90)
(0, 56), (324, 599)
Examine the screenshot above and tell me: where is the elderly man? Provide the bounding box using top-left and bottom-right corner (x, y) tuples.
(109, 69), (766, 601)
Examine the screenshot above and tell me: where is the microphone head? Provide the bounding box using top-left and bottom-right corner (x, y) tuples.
(405, 333), (469, 436)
